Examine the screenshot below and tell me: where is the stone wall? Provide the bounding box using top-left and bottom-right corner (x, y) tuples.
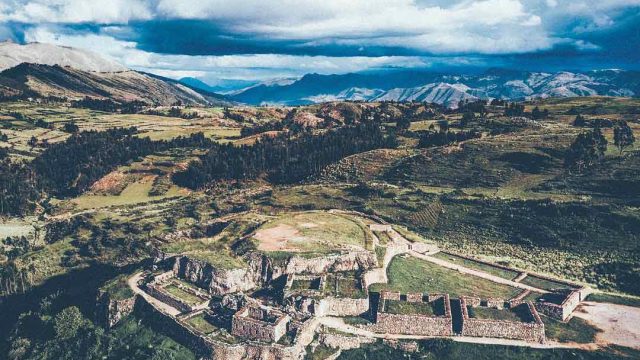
(136, 292), (310, 360)
(370, 292), (453, 336)
(315, 297), (370, 317)
(535, 288), (589, 321)
(362, 243), (409, 289)
(232, 305), (290, 343)
(145, 284), (193, 313)
(369, 224), (392, 232)
(460, 298), (545, 343)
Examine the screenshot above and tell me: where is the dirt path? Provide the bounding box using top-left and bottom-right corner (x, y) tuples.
(409, 251), (548, 294)
(574, 301), (640, 350)
(128, 272), (181, 316)
(317, 317), (580, 349)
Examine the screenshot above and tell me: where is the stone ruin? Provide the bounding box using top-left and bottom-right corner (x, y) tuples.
(145, 270), (211, 313)
(535, 287), (591, 322)
(460, 296), (545, 343)
(283, 272), (371, 317)
(232, 304), (291, 343)
(283, 274), (326, 299)
(371, 291), (453, 336)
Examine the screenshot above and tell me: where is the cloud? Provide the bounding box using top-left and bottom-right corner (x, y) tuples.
(23, 26), (438, 80)
(0, 0), (151, 23)
(2, 0), (640, 80)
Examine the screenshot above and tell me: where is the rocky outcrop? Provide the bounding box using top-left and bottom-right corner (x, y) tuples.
(95, 290), (137, 329)
(172, 256), (259, 295)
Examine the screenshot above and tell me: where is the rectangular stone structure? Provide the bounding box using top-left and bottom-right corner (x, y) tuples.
(232, 304), (290, 343)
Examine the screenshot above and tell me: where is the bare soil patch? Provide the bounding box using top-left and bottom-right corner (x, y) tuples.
(254, 224), (304, 252)
(574, 301), (640, 349)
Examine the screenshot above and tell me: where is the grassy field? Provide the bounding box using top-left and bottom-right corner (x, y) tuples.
(432, 252), (520, 280)
(383, 299), (443, 316)
(184, 313), (218, 334)
(468, 305), (531, 322)
(253, 211), (370, 253)
(541, 315), (600, 343)
(163, 284), (204, 305)
(369, 255), (521, 299)
(519, 276), (575, 291)
(161, 238), (247, 270)
(585, 293), (640, 307)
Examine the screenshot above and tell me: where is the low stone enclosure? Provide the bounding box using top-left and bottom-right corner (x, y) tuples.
(371, 291), (453, 336)
(460, 297), (545, 343)
(145, 270), (212, 313)
(283, 272), (370, 317)
(535, 287), (591, 322)
(232, 304), (291, 343)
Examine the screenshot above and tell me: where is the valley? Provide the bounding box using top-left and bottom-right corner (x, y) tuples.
(1, 93), (640, 359)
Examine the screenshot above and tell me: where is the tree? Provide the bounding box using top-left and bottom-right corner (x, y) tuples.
(437, 119), (449, 132)
(460, 111), (475, 127)
(54, 306), (84, 340)
(63, 122), (79, 133)
(396, 116), (410, 131)
(564, 128), (608, 172)
(573, 114), (586, 127)
(28, 136), (37, 147)
(613, 120), (635, 155)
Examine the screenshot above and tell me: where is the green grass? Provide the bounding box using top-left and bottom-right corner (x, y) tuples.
(370, 256), (521, 299)
(160, 238), (247, 270)
(586, 293), (640, 307)
(110, 316), (196, 359)
(468, 304), (531, 322)
(432, 252), (519, 280)
(519, 276), (575, 291)
(102, 273), (135, 301)
(375, 246), (386, 265)
(305, 344), (338, 360)
(185, 313), (218, 334)
(373, 230), (392, 245)
(541, 315), (600, 343)
(383, 299), (441, 316)
(339, 337), (640, 360)
(163, 284), (205, 305)
(324, 273), (367, 299)
(291, 279), (321, 290)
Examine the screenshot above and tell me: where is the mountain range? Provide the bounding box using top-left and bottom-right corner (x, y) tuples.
(227, 69), (640, 108)
(1, 41), (639, 108)
(0, 41), (231, 106)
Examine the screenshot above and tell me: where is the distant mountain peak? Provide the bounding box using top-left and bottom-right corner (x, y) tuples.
(231, 69), (640, 108)
(0, 42), (127, 73)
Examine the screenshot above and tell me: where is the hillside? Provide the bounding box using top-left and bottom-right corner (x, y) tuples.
(0, 63), (231, 106)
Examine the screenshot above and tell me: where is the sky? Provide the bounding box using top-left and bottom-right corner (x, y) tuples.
(0, 0), (639, 88)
